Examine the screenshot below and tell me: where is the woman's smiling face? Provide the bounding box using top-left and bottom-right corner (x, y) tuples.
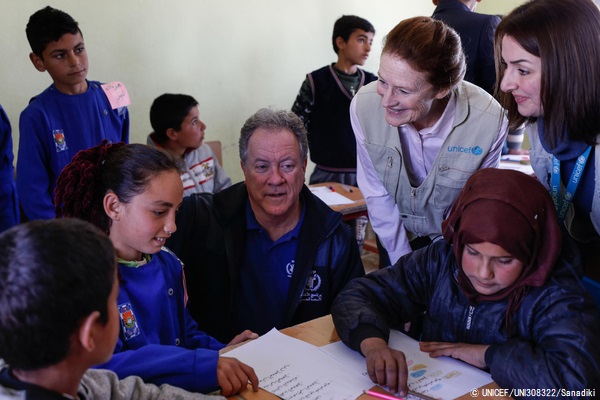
(500, 35), (543, 118)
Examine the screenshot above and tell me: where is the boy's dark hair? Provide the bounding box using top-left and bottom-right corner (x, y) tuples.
(26, 6), (81, 57)
(0, 218), (115, 370)
(332, 15), (375, 54)
(150, 94), (199, 145)
(55, 142), (181, 234)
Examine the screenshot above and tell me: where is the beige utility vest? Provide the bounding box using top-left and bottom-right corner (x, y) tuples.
(355, 81), (505, 240)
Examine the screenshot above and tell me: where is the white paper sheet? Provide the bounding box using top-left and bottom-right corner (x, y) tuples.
(320, 330), (493, 400)
(225, 328), (374, 400)
(309, 186), (355, 205)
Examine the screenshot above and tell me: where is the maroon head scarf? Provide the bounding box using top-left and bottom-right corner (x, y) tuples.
(441, 168), (562, 333)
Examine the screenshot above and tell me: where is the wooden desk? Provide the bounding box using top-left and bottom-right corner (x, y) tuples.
(226, 315), (509, 400)
(309, 182), (367, 221)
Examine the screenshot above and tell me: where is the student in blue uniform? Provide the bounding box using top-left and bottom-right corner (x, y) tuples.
(0, 218), (224, 400)
(0, 104), (19, 232)
(54, 141), (258, 396)
(17, 6), (129, 221)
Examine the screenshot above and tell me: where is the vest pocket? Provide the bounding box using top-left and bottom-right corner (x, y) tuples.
(433, 165), (471, 210)
(364, 142), (401, 196)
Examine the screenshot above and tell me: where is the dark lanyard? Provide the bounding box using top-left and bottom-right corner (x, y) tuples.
(551, 146), (591, 222)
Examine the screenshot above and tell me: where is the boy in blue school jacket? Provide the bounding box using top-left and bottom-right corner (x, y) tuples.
(17, 6), (129, 221)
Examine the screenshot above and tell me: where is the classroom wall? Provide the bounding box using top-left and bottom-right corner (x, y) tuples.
(1, 0), (524, 183)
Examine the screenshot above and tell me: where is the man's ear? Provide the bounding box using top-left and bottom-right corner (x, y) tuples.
(165, 127), (179, 142)
(240, 160), (248, 176)
(78, 311), (101, 352)
(29, 52), (47, 72)
(103, 191), (122, 221)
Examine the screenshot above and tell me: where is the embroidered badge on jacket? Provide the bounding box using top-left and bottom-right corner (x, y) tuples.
(118, 302), (141, 340)
(52, 129), (68, 152)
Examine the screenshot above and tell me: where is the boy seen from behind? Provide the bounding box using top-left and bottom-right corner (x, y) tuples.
(17, 6), (129, 221)
(0, 218), (223, 400)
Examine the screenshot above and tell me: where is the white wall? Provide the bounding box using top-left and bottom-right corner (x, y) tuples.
(1, 0), (523, 183)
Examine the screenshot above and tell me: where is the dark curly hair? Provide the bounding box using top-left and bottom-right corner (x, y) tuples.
(55, 141), (181, 234)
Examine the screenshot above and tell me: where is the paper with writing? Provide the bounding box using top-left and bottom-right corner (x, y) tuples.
(309, 186), (354, 205)
(101, 81), (131, 109)
(320, 330), (493, 400)
(225, 328), (373, 400)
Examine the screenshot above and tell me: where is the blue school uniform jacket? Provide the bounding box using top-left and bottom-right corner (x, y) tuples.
(96, 248), (225, 393)
(17, 81), (129, 220)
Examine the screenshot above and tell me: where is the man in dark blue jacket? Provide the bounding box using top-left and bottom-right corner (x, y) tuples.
(167, 108), (364, 343)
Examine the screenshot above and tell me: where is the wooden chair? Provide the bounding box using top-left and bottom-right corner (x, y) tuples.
(205, 140), (223, 165)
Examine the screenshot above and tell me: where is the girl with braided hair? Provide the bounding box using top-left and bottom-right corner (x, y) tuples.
(55, 141), (258, 396)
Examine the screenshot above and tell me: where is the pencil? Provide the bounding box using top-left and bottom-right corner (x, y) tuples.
(363, 389), (403, 400)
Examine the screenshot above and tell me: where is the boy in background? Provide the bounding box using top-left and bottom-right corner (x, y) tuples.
(292, 15), (376, 186)
(0, 218), (224, 399)
(148, 93), (231, 196)
(292, 15), (376, 250)
(17, 6), (129, 221)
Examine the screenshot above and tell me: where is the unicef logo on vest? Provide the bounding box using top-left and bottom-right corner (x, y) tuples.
(447, 145), (483, 156)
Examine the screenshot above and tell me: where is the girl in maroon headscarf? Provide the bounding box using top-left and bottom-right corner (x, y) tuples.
(332, 168), (600, 398)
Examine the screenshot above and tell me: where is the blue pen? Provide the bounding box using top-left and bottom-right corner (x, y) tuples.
(329, 186), (335, 192)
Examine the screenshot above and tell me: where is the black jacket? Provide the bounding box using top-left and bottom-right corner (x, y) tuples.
(168, 182), (364, 343)
(432, 0), (500, 94)
(332, 240), (600, 397)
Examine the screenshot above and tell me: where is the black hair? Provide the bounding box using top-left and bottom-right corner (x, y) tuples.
(0, 219), (116, 370)
(55, 142), (182, 234)
(26, 6), (81, 57)
(150, 94), (199, 145)
(332, 15), (375, 54)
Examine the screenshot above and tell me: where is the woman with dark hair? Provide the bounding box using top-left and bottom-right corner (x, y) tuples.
(332, 168), (600, 397)
(353, 16), (508, 266)
(495, 0), (600, 242)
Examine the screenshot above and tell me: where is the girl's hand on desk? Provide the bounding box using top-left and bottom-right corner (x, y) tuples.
(419, 341), (490, 369)
(217, 356), (259, 396)
(228, 329), (259, 346)
(360, 337), (408, 397)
